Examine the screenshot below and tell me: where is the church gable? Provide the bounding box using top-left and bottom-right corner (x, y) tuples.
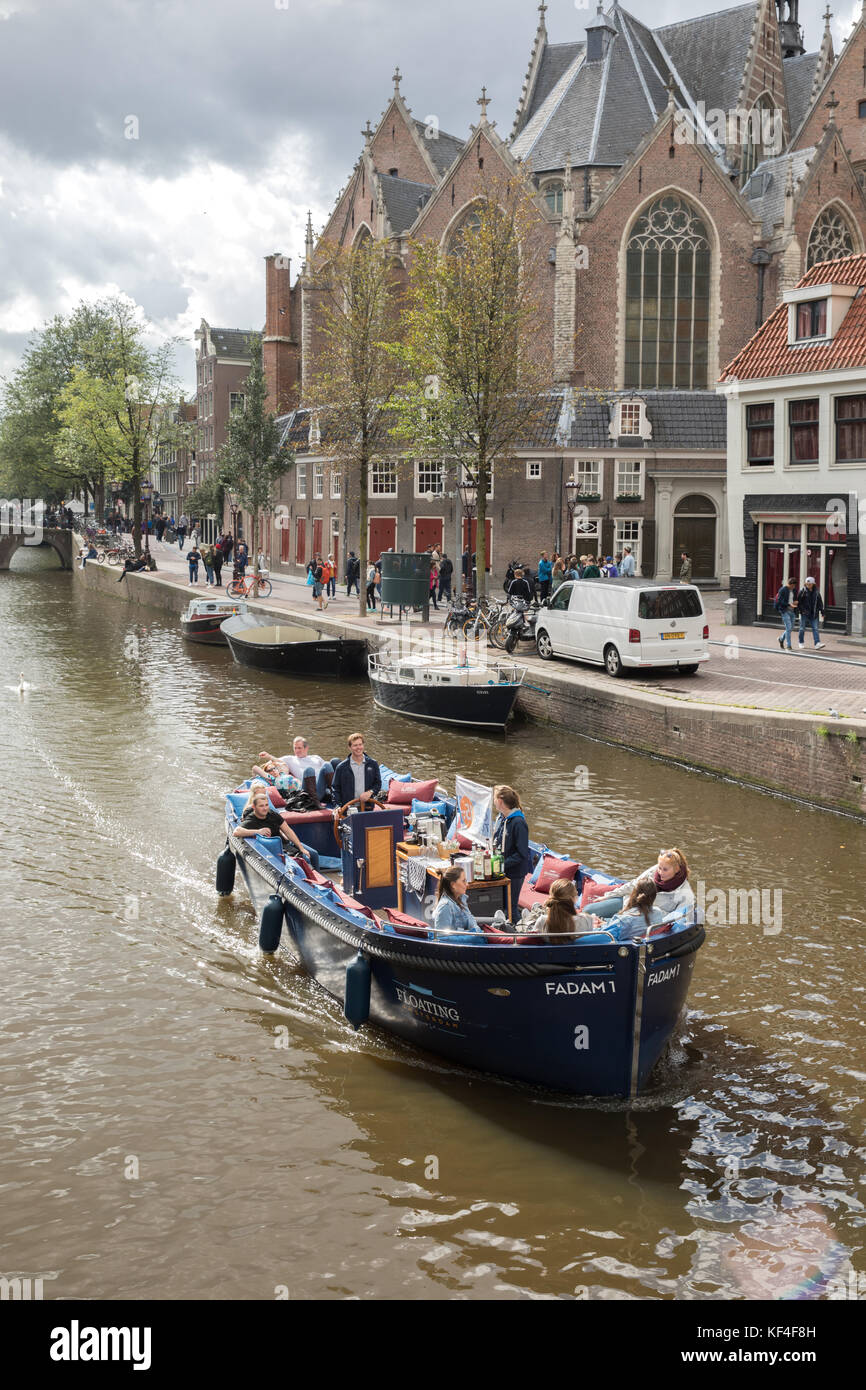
(791, 126), (866, 266)
(792, 17), (866, 170)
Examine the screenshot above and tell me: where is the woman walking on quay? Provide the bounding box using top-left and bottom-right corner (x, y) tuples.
(774, 576), (798, 651)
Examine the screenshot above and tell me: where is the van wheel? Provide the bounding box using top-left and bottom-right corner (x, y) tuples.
(679, 663), (699, 675)
(604, 644), (624, 677)
(536, 630), (554, 660)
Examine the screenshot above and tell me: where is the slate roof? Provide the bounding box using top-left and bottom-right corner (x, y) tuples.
(719, 255), (866, 381)
(413, 120), (464, 176)
(655, 3), (757, 118)
(379, 173), (434, 234)
(209, 328), (261, 359)
(568, 390), (726, 450)
(521, 41), (585, 130)
(783, 51), (820, 134)
(742, 147), (814, 237)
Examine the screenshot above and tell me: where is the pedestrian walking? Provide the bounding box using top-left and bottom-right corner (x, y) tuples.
(346, 551), (360, 597)
(236, 541), (248, 577)
(438, 552), (453, 602)
(679, 551), (692, 584)
(202, 543), (216, 587)
(774, 576), (798, 651)
(177, 514), (188, 550)
(429, 558), (440, 610)
(325, 554), (337, 599)
(796, 576), (826, 651)
(366, 561), (377, 612)
(187, 544), (202, 585)
(620, 545), (636, 577)
(311, 556), (327, 610)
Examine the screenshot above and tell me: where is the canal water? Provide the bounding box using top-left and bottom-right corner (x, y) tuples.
(2, 550), (864, 1301)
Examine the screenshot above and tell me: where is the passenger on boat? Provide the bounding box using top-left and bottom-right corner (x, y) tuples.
(433, 866), (480, 934)
(537, 879), (604, 939)
(233, 785), (320, 867)
(256, 737), (334, 804)
(492, 785), (532, 923)
(609, 880), (665, 942)
(592, 848), (694, 921)
(331, 733), (382, 809)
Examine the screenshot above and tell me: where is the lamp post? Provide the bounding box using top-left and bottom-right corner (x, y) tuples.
(565, 475), (580, 554)
(228, 488), (240, 583)
(140, 478), (153, 559)
(457, 478), (477, 596)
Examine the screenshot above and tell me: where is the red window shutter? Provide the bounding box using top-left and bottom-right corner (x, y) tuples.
(295, 518), (306, 564)
(312, 519), (323, 555)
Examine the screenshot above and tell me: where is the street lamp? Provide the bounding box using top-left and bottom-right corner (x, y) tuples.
(457, 478), (477, 595)
(565, 475), (581, 551)
(140, 478), (153, 559)
(228, 488), (240, 582)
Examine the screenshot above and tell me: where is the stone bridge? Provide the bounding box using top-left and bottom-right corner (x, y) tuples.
(0, 527), (74, 570)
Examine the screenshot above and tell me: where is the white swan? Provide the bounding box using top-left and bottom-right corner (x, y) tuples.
(17, 672), (27, 694)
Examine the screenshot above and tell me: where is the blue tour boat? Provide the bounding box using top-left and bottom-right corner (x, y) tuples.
(217, 774), (705, 1098)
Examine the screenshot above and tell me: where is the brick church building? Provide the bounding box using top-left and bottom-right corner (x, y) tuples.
(256, 0), (866, 590)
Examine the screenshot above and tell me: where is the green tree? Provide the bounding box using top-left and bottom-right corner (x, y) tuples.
(55, 298), (180, 555)
(391, 173), (550, 596)
(218, 337), (292, 595)
(305, 236), (406, 617)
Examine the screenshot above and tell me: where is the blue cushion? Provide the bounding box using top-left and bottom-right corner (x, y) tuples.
(529, 847), (550, 886)
(227, 793), (248, 818)
(411, 798), (449, 817)
(380, 765), (412, 790)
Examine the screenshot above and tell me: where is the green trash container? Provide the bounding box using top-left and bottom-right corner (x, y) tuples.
(378, 551), (432, 616)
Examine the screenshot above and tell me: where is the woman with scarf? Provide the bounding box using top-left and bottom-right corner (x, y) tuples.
(492, 785), (532, 923)
(591, 848), (694, 922)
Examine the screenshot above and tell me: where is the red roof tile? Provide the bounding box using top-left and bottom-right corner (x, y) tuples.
(718, 255), (866, 382)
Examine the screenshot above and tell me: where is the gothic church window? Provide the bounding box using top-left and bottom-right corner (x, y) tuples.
(624, 195), (710, 390)
(544, 182), (564, 215)
(807, 207), (855, 269)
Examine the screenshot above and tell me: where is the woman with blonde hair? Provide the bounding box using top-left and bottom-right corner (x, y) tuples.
(592, 848), (693, 921)
(233, 782), (319, 867)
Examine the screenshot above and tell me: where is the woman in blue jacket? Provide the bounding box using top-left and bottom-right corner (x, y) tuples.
(433, 866), (480, 934)
(493, 784), (531, 923)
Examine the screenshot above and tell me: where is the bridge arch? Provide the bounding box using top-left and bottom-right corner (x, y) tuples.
(0, 528), (74, 571)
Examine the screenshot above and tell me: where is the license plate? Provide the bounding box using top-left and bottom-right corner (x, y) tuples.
(661, 632), (685, 640)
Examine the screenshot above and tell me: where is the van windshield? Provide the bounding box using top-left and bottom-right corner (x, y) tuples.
(638, 589), (703, 620)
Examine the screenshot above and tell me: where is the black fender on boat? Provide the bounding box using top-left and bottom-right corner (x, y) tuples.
(216, 843), (236, 896)
(344, 953), (372, 1029)
(259, 895), (285, 953)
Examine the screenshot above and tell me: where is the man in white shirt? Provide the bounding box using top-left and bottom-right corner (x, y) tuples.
(258, 737), (334, 803)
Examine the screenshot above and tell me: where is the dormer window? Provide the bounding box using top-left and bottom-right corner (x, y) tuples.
(620, 402), (642, 435)
(796, 299), (827, 340)
(609, 396), (652, 441)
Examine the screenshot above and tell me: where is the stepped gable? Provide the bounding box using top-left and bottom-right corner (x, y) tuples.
(719, 254), (866, 380)
(742, 147), (813, 237)
(783, 51), (820, 133)
(655, 3), (757, 118)
(378, 173), (434, 234)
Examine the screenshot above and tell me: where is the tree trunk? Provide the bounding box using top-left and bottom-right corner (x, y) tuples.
(131, 445), (142, 557)
(358, 447), (368, 619)
(251, 508), (259, 598)
(475, 452), (488, 599)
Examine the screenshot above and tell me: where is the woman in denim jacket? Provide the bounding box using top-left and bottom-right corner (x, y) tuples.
(433, 866), (480, 934)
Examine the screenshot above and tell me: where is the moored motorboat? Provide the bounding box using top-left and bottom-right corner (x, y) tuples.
(368, 652), (525, 730)
(217, 772), (705, 1098)
(221, 612), (367, 678)
(181, 596), (248, 644)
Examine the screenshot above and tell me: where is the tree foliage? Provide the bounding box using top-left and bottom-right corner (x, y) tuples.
(305, 236), (406, 616)
(390, 172), (551, 594)
(218, 337), (292, 594)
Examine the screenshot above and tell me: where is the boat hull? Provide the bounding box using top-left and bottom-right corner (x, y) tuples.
(181, 616), (233, 644)
(223, 627), (367, 678)
(369, 674), (520, 729)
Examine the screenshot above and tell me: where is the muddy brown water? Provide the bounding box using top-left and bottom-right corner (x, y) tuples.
(1, 550), (864, 1301)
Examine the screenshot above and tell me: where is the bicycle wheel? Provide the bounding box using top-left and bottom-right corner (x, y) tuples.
(226, 580), (245, 598)
(107, 552), (121, 566)
(490, 617), (510, 649)
(256, 579), (272, 597)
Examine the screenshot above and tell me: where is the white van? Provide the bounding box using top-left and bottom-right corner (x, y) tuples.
(534, 579), (710, 676)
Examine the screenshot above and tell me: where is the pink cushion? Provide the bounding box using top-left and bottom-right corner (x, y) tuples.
(387, 777), (438, 806)
(535, 854), (580, 894)
(580, 878), (619, 910)
(279, 809), (334, 825)
(267, 787), (286, 808)
(519, 883), (548, 911)
(455, 832), (474, 851)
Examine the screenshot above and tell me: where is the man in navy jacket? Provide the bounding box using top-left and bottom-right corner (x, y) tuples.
(331, 733), (382, 808)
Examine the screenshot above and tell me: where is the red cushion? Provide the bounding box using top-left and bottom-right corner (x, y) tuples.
(535, 854), (580, 894)
(519, 883), (548, 911)
(580, 878), (621, 910)
(387, 777), (438, 806)
(481, 924), (514, 944)
(268, 787), (286, 808)
(279, 809), (334, 824)
(455, 832), (474, 851)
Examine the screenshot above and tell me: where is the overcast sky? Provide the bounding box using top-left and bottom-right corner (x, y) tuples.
(0, 0), (857, 393)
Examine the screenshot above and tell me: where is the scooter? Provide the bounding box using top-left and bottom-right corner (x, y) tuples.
(503, 596), (542, 653)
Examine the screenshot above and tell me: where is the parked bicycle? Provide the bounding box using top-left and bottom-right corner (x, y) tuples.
(227, 573), (273, 599)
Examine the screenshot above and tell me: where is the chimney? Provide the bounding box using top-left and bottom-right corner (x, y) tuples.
(265, 253), (292, 337)
(586, 4), (616, 64)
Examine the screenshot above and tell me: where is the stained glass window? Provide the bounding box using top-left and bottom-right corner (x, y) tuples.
(624, 195), (710, 389)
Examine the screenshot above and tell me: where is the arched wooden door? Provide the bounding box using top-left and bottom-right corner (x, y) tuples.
(673, 494), (716, 580)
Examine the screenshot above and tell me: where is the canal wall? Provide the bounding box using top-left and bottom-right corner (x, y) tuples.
(72, 558), (866, 820)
